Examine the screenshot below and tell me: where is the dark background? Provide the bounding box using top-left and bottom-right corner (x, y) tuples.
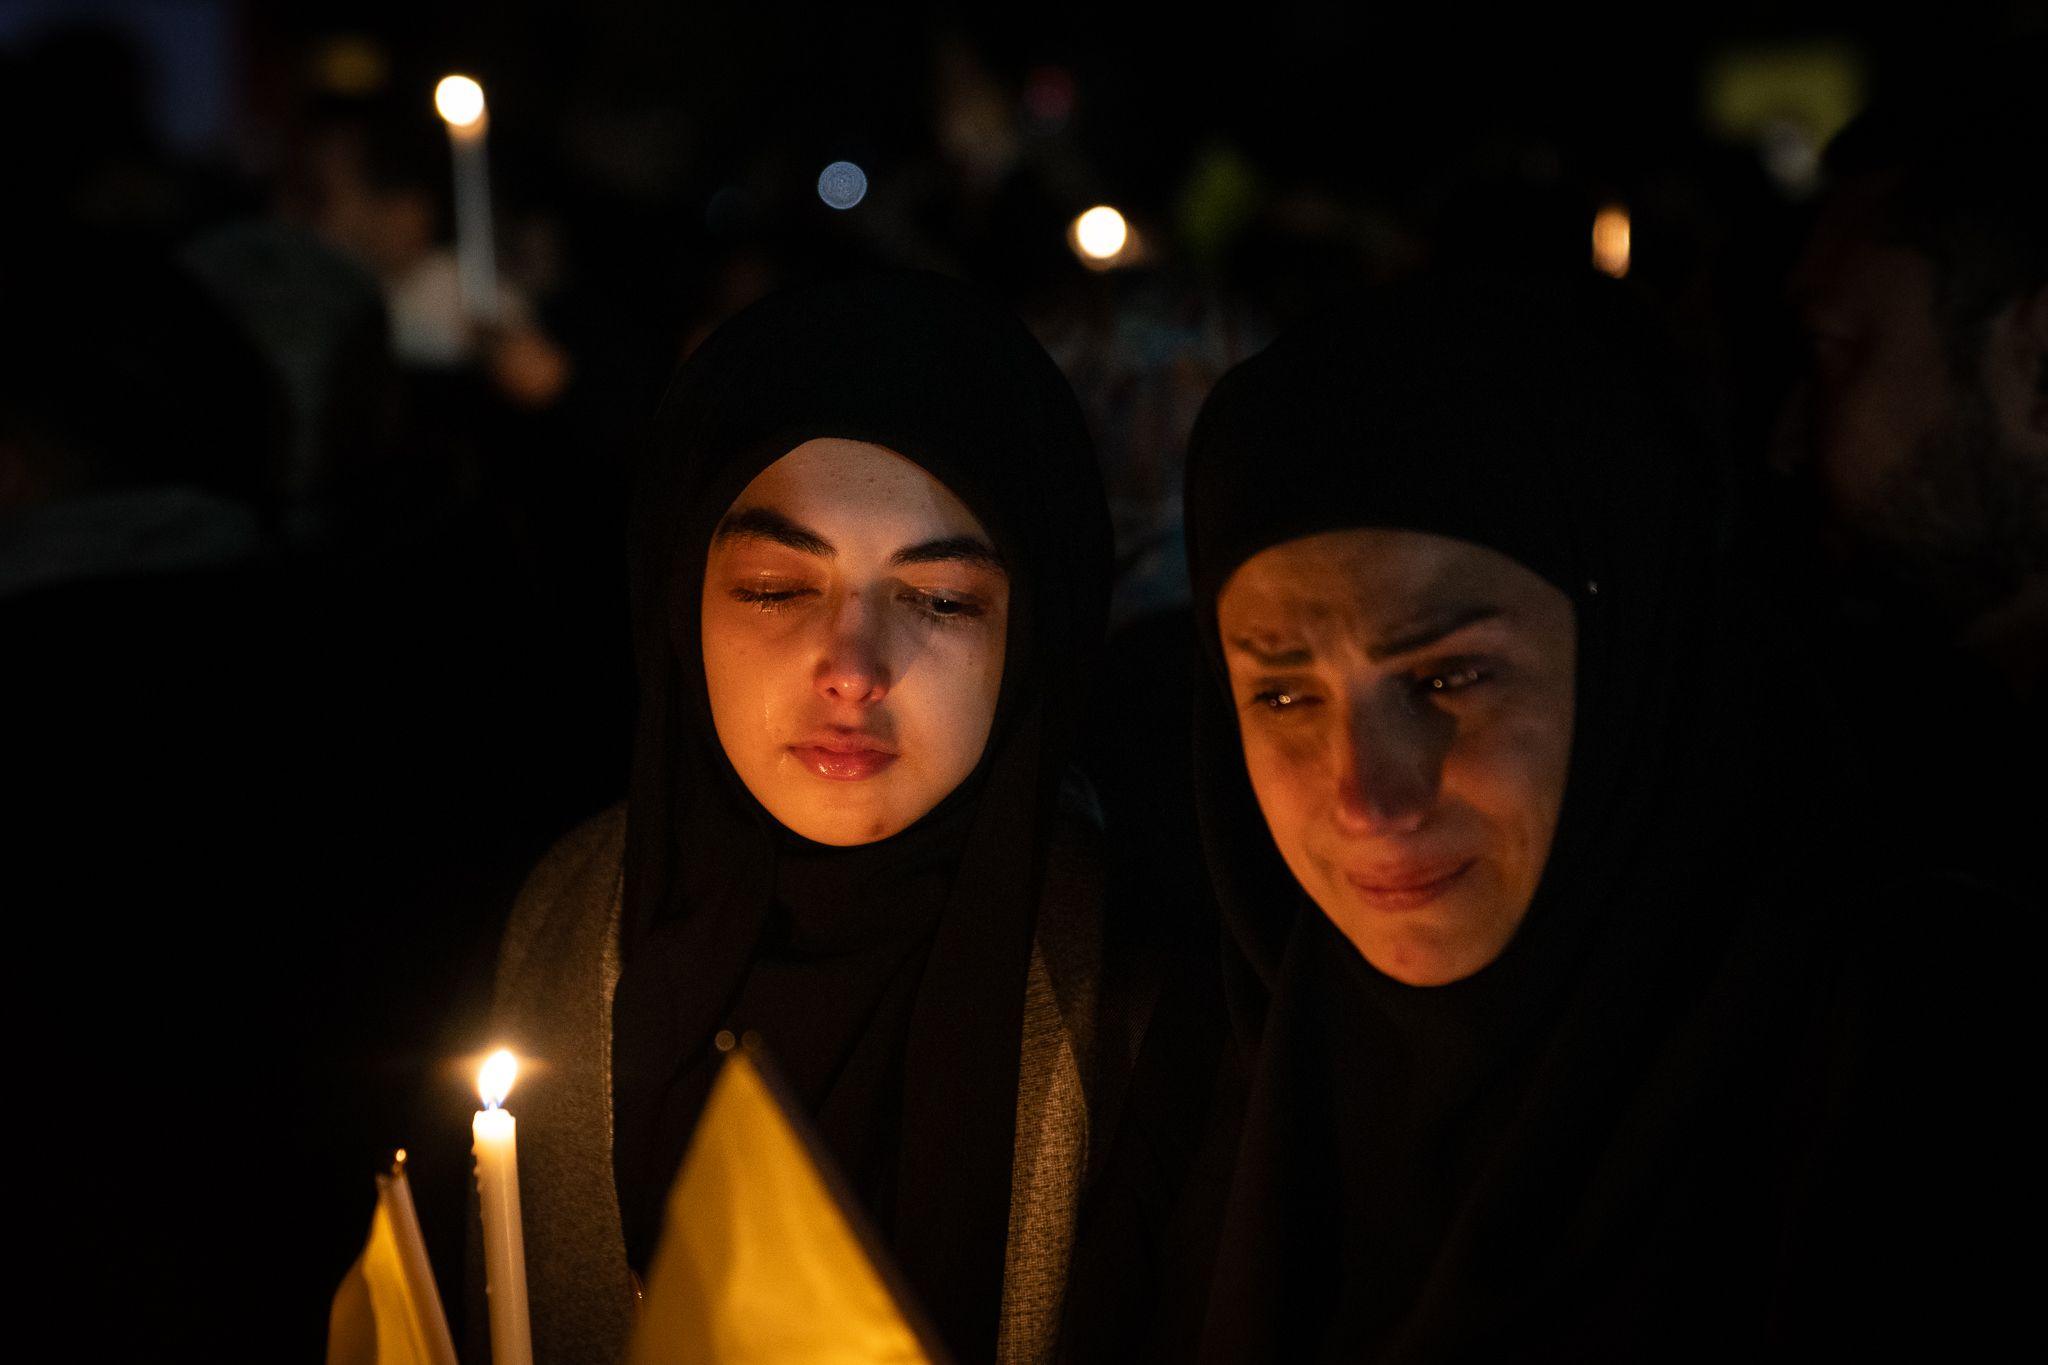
(3, 0), (2039, 1354)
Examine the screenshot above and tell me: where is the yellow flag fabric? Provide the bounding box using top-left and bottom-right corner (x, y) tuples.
(628, 1049), (936, 1364)
(326, 1163), (459, 1365)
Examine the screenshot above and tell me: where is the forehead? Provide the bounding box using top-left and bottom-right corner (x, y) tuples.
(1218, 527), (1556, 631)
(725, 437), (985, 538)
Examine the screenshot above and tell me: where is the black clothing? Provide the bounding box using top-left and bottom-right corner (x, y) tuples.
(1082, 274), (2016, 1360)
(607, 271), (1111, 1361)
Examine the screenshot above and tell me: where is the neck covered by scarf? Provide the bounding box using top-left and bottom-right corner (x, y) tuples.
(1181, 274), (1862, 1359)
(609, 271), (1110, 1361)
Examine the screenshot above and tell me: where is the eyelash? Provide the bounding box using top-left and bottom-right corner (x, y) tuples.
(1415, 663), (1492, 696)
(1246, 664), (1494, 713)
(727, 586), (985, 625)
(1249, 688), (1318, 713)
(730, 587), (815, 613)
(901, 590), (985, 624)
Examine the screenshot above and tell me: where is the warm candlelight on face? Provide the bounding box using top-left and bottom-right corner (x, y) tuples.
(473, 1047), (531, 1365)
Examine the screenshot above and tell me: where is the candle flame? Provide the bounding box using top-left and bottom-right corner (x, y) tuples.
(435, 75), (487, 130)
(478, 1048), (518, 1109)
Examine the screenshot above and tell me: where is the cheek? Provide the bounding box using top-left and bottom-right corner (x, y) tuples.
(1240, 725), (1331, 862)
(896, 628), (1004, 783)
(1448, 705), (1573, 867)
(700, 611), (806, 760)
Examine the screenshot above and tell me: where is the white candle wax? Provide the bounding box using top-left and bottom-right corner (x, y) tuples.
(435, 75), (499, 326)
(473, 1051), (532, 1365)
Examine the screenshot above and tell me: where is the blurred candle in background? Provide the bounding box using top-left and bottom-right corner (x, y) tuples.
(1592, 203), (1631, 279)
(1069, 204), (1134, 270)
(434, 74), (500, 326)
(473, 1048), (531, 1365)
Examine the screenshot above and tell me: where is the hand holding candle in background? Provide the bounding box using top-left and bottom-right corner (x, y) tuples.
(473, 1048), (532, 1365)
(430, 73), (573, 407)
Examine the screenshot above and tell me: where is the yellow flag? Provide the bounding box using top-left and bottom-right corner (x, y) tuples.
(628, 1048), (940, 1364)
(327, 1156), (459, 1365)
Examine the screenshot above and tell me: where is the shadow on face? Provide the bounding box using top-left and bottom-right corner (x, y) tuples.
(1217, 528), (1576, 985)
(700, 438), (1010, 846)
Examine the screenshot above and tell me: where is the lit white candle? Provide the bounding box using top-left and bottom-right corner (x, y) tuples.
(473, 1048), (532, 1365)
(434, 74), (500, 326)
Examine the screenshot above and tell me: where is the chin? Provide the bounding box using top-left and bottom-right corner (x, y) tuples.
(1357, 937), (1490, 987)
(1325, 892), (1515, 988)
(780, 803), (900, 847)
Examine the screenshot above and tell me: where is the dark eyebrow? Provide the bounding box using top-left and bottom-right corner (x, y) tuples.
(1367, 604), (1503, 661)
(1226, 637), (1313, 667)
(712, 507), (834, 557)
(889, 535), (1006, 573)
(1227, 603), (1503, 669)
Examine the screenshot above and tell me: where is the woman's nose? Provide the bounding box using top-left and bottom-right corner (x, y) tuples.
(814, 595), (890, 705)
(1332, 693), (1444, 836)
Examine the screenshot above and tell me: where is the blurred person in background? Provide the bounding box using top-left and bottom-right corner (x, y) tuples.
(284, 97), (571, 410)
(2, 239), (322, 1353)
(1782, 69), (2046, 904)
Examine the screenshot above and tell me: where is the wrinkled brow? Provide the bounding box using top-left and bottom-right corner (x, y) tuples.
(1227, 603), (1504, 667)
(1367, 604), (1503, 661)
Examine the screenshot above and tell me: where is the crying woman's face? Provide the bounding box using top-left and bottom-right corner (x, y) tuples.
(1217, 528), (1577, 986)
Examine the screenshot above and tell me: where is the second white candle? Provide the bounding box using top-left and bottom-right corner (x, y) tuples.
(473, 1048), (532, 1365)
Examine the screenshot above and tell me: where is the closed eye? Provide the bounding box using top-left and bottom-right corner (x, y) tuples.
(899, 589), (986, 624)
(730, 586), (818, 612)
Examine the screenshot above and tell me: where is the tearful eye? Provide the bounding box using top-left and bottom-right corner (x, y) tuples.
(1416, 663), (1491, 695)
(900, 590), (985, 623)
(1250, 688), (1317, 712)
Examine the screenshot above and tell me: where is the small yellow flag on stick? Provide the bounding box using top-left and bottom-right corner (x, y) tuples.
(326, 1153), (459, 1365)
(629, 1043), (943, 1364)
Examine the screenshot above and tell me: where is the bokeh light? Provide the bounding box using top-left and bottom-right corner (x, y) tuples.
(1592, 204), (1631, 278)
(1070, 205), (1129, 264)
(817, 160), (868, 210)
(434, 74), (486, 129)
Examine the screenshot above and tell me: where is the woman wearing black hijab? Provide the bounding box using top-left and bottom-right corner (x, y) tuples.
(1096, 273), (2008, 1360)
(484, 272), (1115, 1363)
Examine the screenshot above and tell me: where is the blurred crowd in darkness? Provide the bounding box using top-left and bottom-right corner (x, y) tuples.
(3, 2), (2041, 1355)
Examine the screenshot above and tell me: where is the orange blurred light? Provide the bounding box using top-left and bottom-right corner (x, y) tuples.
(1593, 204), (1631, 278)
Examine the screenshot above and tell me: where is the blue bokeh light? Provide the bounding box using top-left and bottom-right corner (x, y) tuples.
(817, 160), (868, 210)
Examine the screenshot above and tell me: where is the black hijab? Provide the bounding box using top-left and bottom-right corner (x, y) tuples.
(1182, 274), (1870, 1359)
(611, 272), (1110, 1361)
